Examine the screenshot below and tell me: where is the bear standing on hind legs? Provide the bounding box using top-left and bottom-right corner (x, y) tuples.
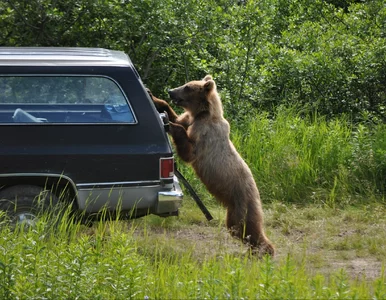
(148, 76), (275, 257)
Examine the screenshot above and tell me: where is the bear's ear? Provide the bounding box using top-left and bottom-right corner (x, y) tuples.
(204, 79), (215, 91)
(203, 75), (213, 82)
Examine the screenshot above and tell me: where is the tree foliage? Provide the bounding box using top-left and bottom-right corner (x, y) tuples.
(0, 0), (385, 122)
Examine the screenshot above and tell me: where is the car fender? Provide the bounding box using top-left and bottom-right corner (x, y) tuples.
(0, 173), (79, 205)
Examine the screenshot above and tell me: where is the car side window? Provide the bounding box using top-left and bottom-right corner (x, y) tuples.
(0, 76), (136, 124)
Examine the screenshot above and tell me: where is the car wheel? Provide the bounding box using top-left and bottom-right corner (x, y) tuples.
(0, 185), (58, 227)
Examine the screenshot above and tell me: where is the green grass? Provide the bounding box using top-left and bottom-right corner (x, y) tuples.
(179, 106), (386, 207)
(1, 107), (386, 298)
(230, 107), (386, 205)
(0, 200), (385, 299)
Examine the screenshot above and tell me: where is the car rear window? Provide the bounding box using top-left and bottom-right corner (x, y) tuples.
(0, 76), (136, 124)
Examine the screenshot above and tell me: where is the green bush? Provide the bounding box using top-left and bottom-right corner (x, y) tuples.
(1, 0), (385, 203)
(0, 0), (385, 121)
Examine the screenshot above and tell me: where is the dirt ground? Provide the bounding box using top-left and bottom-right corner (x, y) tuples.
(132, 203), (386, 281)
(140, 226), (383, 281)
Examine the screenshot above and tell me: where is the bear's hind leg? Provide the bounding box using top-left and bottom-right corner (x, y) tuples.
(226, 208), (254, 249)
(245, 223), (275, 257)
(225, 208), (243, 239)
(226, 206), (275, 257)
(244, 208), (275, 257)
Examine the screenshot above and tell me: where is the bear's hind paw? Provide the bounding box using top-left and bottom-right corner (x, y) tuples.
(249, 241), (275, 258)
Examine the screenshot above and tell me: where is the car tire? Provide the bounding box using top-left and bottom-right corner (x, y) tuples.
(0, 185), (59, 227)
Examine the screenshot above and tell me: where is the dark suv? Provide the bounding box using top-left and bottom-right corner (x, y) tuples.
(0, 47), (183, 223)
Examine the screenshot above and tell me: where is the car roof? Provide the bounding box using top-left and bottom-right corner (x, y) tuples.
(0, 47), (132, 67)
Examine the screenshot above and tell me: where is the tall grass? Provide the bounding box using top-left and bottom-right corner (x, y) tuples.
(229, 107), (386, 206)
(0, 212), (384, 299)
(178, 106), (386, 206)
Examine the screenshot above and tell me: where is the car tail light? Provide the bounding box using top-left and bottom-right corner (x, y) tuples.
(160, 157), (174, 179)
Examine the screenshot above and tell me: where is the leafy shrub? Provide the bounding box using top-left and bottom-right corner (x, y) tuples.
(0, 0), (385, 121)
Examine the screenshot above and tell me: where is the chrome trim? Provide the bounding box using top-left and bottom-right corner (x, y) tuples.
(76, 176), (183, 214)
(0, 47), (131, 67)
(156, 176), (183, 214)
(76, 180), (160, 188)
(0, 74), (138, 125)
(77, 185), (157, 212)
(158, 190), (183, 200)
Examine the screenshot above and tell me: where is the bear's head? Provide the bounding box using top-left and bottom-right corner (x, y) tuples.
(168, 75), (223, 118)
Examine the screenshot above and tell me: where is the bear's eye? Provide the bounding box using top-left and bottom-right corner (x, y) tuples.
(184, 85), (192, 92)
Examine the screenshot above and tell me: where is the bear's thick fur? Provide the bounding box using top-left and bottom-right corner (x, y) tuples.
(149, 76), (274, 256)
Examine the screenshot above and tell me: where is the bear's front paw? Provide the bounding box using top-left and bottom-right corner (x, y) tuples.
(169, 122), (187, 138)
(169, 121), (182, 131)
(146, 88), (169, 112)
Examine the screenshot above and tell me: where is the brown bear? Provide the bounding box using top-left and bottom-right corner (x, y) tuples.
(148, 76), (275, 256)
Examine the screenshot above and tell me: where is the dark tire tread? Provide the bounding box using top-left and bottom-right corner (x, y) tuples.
(0, 185), (58, 219)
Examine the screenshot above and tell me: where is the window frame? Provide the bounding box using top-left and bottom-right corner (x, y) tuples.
(0, 74), (138, 125)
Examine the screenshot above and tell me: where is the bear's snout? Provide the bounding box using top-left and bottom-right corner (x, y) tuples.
(168, 89), (182, 105)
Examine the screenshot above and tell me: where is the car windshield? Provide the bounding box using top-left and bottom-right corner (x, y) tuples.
(0, 76), (136, 124)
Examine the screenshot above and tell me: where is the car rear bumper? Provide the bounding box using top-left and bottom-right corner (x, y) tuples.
(156, 176), (183, 215)
(76, 176), (183, 215)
